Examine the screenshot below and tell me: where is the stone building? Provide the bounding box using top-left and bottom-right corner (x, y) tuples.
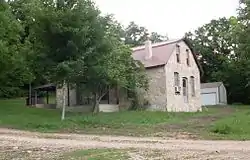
(56, 38), (203, 112)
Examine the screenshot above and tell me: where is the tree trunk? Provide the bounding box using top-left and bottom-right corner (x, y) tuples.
(92, 93), (100, 114)
(93, 99), (100, 114)
(92, 89), (109, 114)
(61, 80), (66, 121)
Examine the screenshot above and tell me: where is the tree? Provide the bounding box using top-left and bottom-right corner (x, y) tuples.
(24, 0), (103, 118)
(27, 0), (100, 80)
(0, 1), (32, 98)
(150, 32), (169, 43)
(185, 18), (239, 81)
(235, 0), (250, 103)
(7, 0), (52, 89)
(185, 14), (250, 104)
(124, 21), (148, 46)
(26, 0), (148, 114)
(66, 16), (148, 113)
(124, 21), (168, 47)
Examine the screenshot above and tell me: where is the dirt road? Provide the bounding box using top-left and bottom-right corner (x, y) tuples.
(1, 128), (250, 160)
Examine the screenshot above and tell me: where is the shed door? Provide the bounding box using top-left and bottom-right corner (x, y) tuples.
(201, 93), (217, 106)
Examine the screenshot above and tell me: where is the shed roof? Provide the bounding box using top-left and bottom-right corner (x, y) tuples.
(201, 82), (223, 89)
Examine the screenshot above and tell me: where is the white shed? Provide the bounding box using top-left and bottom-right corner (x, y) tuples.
(201, 82), (227, 106)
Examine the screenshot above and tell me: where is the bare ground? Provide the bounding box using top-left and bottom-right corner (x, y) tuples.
(1, 128), (250, 160)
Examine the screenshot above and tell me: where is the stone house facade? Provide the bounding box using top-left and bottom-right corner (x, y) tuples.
(132, 38), (203, 112)
(56, 38), (203, 112)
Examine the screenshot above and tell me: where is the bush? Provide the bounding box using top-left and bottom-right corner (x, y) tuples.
(0, 86), (26, 98)
(211, 124), (231, 134)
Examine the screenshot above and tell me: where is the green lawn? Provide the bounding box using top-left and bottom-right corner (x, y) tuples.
(210, 107), (250, 140)
(0, 98), (249, 140)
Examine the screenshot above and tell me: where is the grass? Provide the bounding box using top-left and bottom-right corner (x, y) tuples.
(60, 149), (130, 160)
(210, 107), (250, 140)
(1, 98), (250, 140)
(0, 98), (214, 133)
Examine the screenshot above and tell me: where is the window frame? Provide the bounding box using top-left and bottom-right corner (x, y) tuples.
(190, 76), (195, 97)
(174, 72), (180, 87)
(182, 77), (188, 97)
(176, 45), (180, 63)
(186, 49), (190, 66)
(174, 72), (181, 95)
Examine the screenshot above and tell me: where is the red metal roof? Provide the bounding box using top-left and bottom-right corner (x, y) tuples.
(131, 38), (203, 76)
(132, 39), (181, 68)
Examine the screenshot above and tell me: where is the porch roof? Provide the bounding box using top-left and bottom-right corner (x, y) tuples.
(33, 84), (56, 91)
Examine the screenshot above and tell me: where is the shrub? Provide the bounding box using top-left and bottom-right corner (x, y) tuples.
(211, 124), (231, 134)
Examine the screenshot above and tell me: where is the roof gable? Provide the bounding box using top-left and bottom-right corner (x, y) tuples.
(132, 40), (177, 68)
(131, 38), (203, 74)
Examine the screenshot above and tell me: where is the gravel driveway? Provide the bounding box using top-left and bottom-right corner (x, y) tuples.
(1, 128), (250, 160)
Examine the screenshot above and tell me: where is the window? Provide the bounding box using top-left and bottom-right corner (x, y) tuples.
(190, 76), (195, 96)
(174, 72), (180, 95)
(174, 72), (180, 86)
(176, 45), (180, 63)
(182, 77), (188, 103)
(186, 49), (190, 66)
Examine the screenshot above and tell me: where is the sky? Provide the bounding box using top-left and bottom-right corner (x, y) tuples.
(94, 0), (239, 39)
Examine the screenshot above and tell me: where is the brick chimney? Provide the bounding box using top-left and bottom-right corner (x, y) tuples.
(145, 39), (152, 60)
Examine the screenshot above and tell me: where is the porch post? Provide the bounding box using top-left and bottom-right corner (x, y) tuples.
(35, 91), (37, 106)
(46, 90), (49, 104)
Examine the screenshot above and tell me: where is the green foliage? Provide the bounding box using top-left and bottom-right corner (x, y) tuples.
(15, 0), (149, 113)
(185, 14), (250, 104)
(0, 1), (32, 98)
(211, 124), (232, 134)
(1, 0), (165, 100)
(185, 18), (237, 82)
(185, 0), (250, 104)
(2, 0), (250, 107)
(124, 21), (168, 47)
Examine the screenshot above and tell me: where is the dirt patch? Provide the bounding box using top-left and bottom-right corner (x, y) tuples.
(2, 128), (250, 159)
(127, 149), (250, 160)
(0, 143), (69, 160)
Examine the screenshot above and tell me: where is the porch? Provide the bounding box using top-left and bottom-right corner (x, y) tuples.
(27, 84), (56, 109)
(56, 86), (130, 112)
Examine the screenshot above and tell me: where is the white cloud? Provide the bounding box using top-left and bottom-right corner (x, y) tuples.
(94, 0), (239, 39)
